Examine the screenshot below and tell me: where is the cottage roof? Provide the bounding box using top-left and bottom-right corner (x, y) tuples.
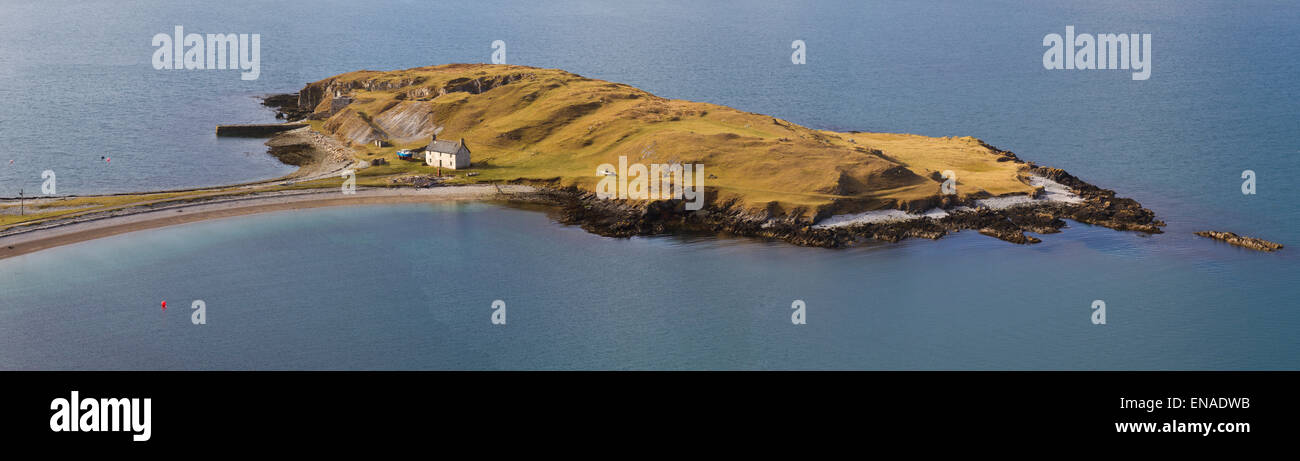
(428, 138), (468, 155)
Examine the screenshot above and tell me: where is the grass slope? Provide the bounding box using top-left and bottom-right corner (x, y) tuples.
(305, 64), (1036, 219)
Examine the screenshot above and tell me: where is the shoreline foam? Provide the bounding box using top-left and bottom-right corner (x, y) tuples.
(814, 175), (1081, 229)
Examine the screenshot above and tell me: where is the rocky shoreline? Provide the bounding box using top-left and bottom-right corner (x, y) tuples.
(263, 93), (311, 121)
(525, 163), (1165, 248)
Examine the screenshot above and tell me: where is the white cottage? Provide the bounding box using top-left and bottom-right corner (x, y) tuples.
(424, 135), (471, 170)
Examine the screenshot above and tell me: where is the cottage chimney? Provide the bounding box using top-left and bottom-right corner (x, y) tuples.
(431, 133), (437, 142)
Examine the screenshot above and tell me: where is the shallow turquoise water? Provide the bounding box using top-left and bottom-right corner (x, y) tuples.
(0, 1), (1297, 369)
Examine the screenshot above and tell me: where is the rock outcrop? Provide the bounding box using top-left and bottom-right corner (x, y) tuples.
(1194, 231), (1283, 252)
(262, 93), (310, 121)
(541, 165), (1166, 247)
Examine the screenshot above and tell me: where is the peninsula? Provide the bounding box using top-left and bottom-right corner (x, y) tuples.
(1, 64), (1168, 257)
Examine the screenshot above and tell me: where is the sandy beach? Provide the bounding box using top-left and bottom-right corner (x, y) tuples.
(0, 185), (536, 261)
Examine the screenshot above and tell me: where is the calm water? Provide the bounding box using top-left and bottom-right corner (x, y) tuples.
(1, 203), (1295, 370)
(0, 1), (1297, 369)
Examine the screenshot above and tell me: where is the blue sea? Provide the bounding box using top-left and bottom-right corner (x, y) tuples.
(0, 0), (1297, 369)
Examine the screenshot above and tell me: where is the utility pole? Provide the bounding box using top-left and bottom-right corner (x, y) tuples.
(18, 188), (23, 216)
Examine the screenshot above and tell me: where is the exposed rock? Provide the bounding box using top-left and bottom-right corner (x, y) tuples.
(262, 93), (310, 122)
(541, 165), (1167, 248)
(979, 227), (1040, 244)
(1030, 166), (1164, 234)
(322, 100), (438, 145)
(262, 127), (355, 179)
(389, 175), (445, 188)
(263, 140), (313, 166)
(1194, 231), (1283, 252)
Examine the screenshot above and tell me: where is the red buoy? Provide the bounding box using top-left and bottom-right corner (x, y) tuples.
(161, 300), (166, 311)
